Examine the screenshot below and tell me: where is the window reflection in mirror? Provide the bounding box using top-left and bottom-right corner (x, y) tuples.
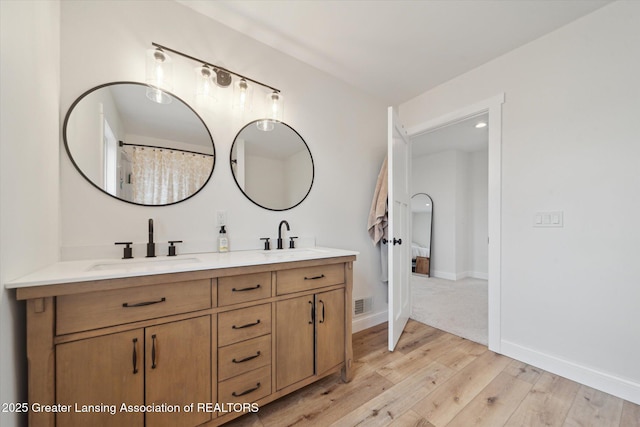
(230, 121), (314, 211)
(63, 82), (215, 206)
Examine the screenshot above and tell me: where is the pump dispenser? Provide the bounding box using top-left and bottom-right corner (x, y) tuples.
(218, 225), (229, 252)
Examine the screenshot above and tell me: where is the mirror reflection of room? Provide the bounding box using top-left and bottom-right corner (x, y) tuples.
(411, 193), (432, 276)
(64, 83), (215, 206)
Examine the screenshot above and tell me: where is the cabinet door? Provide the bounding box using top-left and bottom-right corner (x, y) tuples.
(276, 295), (315, 390)
(56, 329), (144, 427)
(145, 316), (211, 427)
(316, 289), (345, 375)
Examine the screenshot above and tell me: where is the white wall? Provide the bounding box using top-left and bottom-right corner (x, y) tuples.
(0, 1), (61, 426)
(59, 2), (388, 323)
(401, 1), (640, 404)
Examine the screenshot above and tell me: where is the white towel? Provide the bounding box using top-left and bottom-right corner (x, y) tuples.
(367, 157), (388, 245)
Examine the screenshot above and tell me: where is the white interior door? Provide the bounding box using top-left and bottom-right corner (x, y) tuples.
(388, 106), (412, 351)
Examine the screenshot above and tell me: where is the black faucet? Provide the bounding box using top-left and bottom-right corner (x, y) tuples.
(146, 218), (156, 257)
(277, 220), (290, 250)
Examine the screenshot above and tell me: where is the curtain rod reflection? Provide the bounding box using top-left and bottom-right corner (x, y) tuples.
(119, 141), (214, 157)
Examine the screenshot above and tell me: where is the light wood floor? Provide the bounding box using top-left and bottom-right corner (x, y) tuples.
(224, 320), (640, 427)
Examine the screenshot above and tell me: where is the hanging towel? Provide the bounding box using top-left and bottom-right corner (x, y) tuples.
(367, 156), (388, 245)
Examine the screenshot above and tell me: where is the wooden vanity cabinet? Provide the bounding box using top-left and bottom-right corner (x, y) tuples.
(17, 255), (355, 427)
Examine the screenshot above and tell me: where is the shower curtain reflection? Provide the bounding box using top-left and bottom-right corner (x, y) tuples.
(131, 146), (213, 205)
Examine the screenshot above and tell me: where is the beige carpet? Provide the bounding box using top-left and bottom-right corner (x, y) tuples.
(410, 275), (488, 345)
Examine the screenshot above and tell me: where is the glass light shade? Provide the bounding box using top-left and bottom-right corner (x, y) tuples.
(257, 91), (284, 131)
(195, 65), (217, 105)
(233, 78), (253, 111)
(266, 91), (284, 121)
(146, 48), (173, 104)
(146, 48), (173, 90)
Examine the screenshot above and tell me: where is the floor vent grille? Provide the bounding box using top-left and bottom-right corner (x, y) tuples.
(354, 297), (373, 316)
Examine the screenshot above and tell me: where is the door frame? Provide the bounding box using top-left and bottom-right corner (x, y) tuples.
(404, 93), (504, 353)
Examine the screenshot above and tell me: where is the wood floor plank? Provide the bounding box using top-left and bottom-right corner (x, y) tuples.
(394, 320), (445, 355)
(411, 350), (512, 426)
(504, 371), (581, 427)
(330, 360), (455, 427)
(433, 338), (487, 372)
(446, 371), (532, 427)
(387, 410), (435, 427)
(620, 400), (640, 427)
(503, 359), (544, 385)
(377, 332), (464, 384)
(563, 385), (623, 427)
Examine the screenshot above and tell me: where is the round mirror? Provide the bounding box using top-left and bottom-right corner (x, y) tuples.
(230, 120), (314, 211)
(411, 193), (433, 276)
(63, 82), (215, 206)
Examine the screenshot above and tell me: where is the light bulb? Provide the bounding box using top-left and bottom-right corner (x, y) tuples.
(233, 78), (253, 111)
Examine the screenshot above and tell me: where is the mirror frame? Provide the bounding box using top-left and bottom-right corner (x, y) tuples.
(62, 81), (216, 207)
(411, 192), (433, 276)
(230, 120), (315, 211)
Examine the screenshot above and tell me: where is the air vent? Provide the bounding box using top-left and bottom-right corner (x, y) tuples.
(354, 297), (373, 316)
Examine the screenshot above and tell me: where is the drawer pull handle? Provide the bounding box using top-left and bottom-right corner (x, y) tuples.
(151, 334), (157, 369)
(304, 274), (325, 280)
(132, 338), (139, 374)
(232, 351), (261, 364)
(122, 297), (166, 308)
(232, 319), (261, 329)
(232, 284), (261, 292)
(232, 382), (261, 397)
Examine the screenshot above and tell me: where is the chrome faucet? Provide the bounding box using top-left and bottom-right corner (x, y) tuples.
(146, 218), (156, 257)
(277, 220), (290, 250)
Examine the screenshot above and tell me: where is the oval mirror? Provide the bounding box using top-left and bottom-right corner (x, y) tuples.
(63, 82), (215, 206)
(411, 193), (433, 276)
(230, 120), (314, 211)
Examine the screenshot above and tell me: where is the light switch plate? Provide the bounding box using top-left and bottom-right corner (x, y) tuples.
(534, 211), (563, 227)
(216, 211), (227, 226)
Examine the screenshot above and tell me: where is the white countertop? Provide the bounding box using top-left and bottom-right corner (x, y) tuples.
(4, 247), (358, 289)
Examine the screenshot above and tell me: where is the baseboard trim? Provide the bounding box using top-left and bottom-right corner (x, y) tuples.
(352, 310), (388, 333)
(501, 339), (640, 405)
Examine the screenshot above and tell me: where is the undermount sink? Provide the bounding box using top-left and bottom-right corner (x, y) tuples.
(88, 257), (201, 271)
(262, 248), (329, 257)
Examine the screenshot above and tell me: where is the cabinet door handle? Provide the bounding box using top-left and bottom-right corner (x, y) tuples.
(232, 284), (261, 292)
(122, 297), (166, 308)
(319, 299), (325, 324)
(232, 382), (261, 397)
(232, 320), (261, 329)
(151, 334), (157, 369)
(232, 351), (261, 364)
(304, 274), (325, 280)
(132, 338), (138, 374)
(309, 300), (314, 324)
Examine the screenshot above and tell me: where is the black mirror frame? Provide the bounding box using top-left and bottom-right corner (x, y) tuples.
(62, 81), (216, 207)
(230, 120), (314, 211)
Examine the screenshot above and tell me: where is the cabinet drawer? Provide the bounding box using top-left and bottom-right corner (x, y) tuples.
(218, 272), (271, 306)
(218, 304), (271, 347)
(57, 279), (211, 335)
(218, 365), (271, 404)
(218, 335), (271, 381)
(276, 263), (345, 295)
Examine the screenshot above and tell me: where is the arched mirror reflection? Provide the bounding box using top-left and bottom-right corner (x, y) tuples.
(411, 193), (433, 276)
(63, 82), (215, 206)
(230, 120), (314, 211)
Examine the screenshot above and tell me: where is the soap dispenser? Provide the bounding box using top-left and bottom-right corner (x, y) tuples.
(218, 225), (229, 253)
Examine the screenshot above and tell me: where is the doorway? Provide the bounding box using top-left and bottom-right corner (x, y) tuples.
(401, 94), (504, 352)
(409, 113), (489, 345)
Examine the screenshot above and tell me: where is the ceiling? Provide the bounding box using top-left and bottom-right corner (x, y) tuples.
(411, 112), (488, 158)
(178, 0), (612, 104)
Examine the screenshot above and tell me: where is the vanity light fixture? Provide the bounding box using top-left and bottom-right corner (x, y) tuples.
(475, 121), (487, 128)
(147, 42), (283, 119)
